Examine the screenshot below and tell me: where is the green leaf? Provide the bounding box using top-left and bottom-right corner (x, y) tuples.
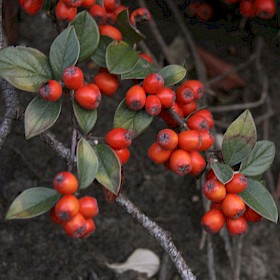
(121, 57), (157, 80)
(25, 97), (61, 139)
(96, 0), (104, 5)
(73, 101), (97, 134)
(239, 178), (278, 223)
(42, 0), (52, 10)
(116, 9), (145, 46)
(77, 138), (99, 190)
(113, 99), (153, 138)
(0, 46), (53, 92)
(49, 26), (80, 80)
(91, 35), (113, 67)
(210, 162), (234, 184)
(70, 11), (100, 62)
(94, 143), (121, 195)
(239, 141), (275, 176)
(106, 41), (139, 74)
(159, 65), (187, 86)
(6, 187), (60, 220)
(222, 110), (257, 166)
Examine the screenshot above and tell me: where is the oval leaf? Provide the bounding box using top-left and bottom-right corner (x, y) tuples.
(49, 26), (80, 80)
(25, 97), (61, 139)
(77, 138), (99, 190)
(6, 187), (60, 220)
(210, 162), (234, 184)
(239, 178), (278, 223)
(70, 11), (100, 61)
(94, 143), (121, 195)
(159, 65), (186, 86)
(91, 35), (113, 67)
(0, 46), (53, 92)
(116, 9), (145, 46)
(73, 101), (97, 134)
(121, 57), (157, 80)
(106, 41), (139, 74)
(113, 99), (153, 138)
(222, 110), (257, 166)
(239, 141), (275, 176)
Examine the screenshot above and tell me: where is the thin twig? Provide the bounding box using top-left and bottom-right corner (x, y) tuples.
(116, 194), (196, 280)
(233, 236), (243, 280)
(207, 235), (216, 280)
(168, 108), (187, 129)
(219, 227), (234, 272)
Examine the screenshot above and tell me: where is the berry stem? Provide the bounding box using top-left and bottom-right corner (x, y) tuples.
(168, 108), (188, 130)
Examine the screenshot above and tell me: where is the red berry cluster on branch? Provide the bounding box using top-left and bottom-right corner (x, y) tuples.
(50, 171), (99, 238)
(201, 170), (262, 236)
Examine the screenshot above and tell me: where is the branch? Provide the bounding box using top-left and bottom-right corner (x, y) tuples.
(116, 194), (196, 280)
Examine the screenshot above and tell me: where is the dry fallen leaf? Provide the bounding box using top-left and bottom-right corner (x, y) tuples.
(106, 248), (160, 278)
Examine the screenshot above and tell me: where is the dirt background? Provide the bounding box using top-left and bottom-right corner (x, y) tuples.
(1, 1), (280, 279)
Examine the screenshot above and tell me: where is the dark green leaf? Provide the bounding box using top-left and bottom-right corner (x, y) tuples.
(239, 178), (278, 223)
(222, 110), (257, 166)
(159, 65), (187, 86)
(49, 26), (80, 80)
(25, 97), (61, 139)
(91, 36), (113, 67)
(0, 46), (53, 92)
(6, 187), (60, 220)
(70, 11), (100, 61)
(240, 141), (275, 176)
(94, 144), (121, 195)
(77, 138), (99, 190)
(113, 99), (153, 138)
(116, 9), (145, 46)
(42, 0), (52, 10)
(96, 0), (104, 5)
(210, 162), (234, 184)
(121, 57), (157, 80)
(106, 41), (139, 74)
(73, 101), (97, 134)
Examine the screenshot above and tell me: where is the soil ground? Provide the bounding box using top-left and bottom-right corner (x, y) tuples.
(1, 2), (280, 280)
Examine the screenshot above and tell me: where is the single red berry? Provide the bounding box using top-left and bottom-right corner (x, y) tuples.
(181, 101), (197, 117)
(105, 128), (132, 150)
(240, 0), (255, 17)
(176, 86), (196, 105)
(156, 87), (176, 108)
(140, 53), (154, 64)
(62, 66), (84, 90)
(81, 0), (96, 8)
(145, 95), (162, 116)
(201, 209), (226, 234)
(62, 0), (83, 7)
(89, 4), (107, 25)
(55, 195), (80, 221)
(19, 0), (43, 15)
(157, 129), (178, 150)
(203, 179), (227, 202)
(81, 218), (96, 238)
(225, 173), (248, 194)
(79, 196), (99, 218)
(55, 0), (77, 21)
(195, 109), (214, 129)
(169, 149), (192, 176)
(148, 142), (172, 164)
(130, 7), (151, 26)
(40, 80), (62, 102)
(222, 194), (246, 219)
(114, 4), (126, 17)
(143, 73), (164, 94)
(125, 85), (146, 111)
(243, 206), (262, 222)
(226, 217), (247, 236)
(50, 207), (64, 224)
(181, 80), (205, 99)
(99, 25), (122, 41)
(187, 113), (210, 131)
(196, 3), (213, 21)
(178, 130), (200, 151)
(114, 148), (130, 165)
(75, 84), (101, 110)
(255, 0), (275, 19)
(198, 131), (214, 151)
(189, 151), (206, 176)
(94, 72), (119, 96)
(63, 213), (87, 238)
(104, 0), (120, 12)
(53, 171), (79, 195)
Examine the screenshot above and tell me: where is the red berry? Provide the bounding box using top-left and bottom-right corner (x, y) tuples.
(19, 0), (43, 15)
(225, 173), (248, 194)
(114, 4), (126, 17)
(181, 80), (205, 99)
(99, 25), (122, 41)
(240, 0), (255, 17)
(201, 209), (226, 234)
(40, 80), (62, 102)
(140, 53), (154, 64)
(178, 130), (200, 151)
(81, 218), (96, 238)
(94, 72), (119, 96)
(148, 142), (172, 164)
(195, 109), (214, 129)
(181, 101), (197, 116)
(62, 66), (84, 90)
(114, 148), (130, 165)
(53, 171), (79, 195)
(143, 73), (164, 94)
(206, 169), (217, 181)
(89, 4), (107, 25)
(210, 201), (223, 211)
(243, 206), (262, 222)
(196, 3), (213, 21)
(75, 84), (101, 110)
(226, 217), (247, 236)
(255, 0), (275, 19)
(105, 128), (132, 150)
(169, 149), (192, 176)
(156, 87), (176, 108)
(198, 131), (214, 151)
(55, 195), (80, 221)
(176, 86), (196, 105)
(189, 151), (206, 176)
(130, 7), (151, 26)
(145, 95), (162, 116)
(55, 0), (77, 21)
(187, 113), (210, 131)
(104, 0), (120, 12)
(62, 0), (83, 7)
(203, 179), (227, 202)
(82, 0), (95, 8)
(157, 129), (178, 150)
(50, 207), (64, 224)
(63, 213), (87, 238)
(222, 194), (246, 219)
(79, 196), (99, 218)
(125, 85), (146, 111)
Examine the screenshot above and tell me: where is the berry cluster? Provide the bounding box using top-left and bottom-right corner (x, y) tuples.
(201, 170), (262, 236)
(50, 172), (99, 238)
(225, 0), (276, 19)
